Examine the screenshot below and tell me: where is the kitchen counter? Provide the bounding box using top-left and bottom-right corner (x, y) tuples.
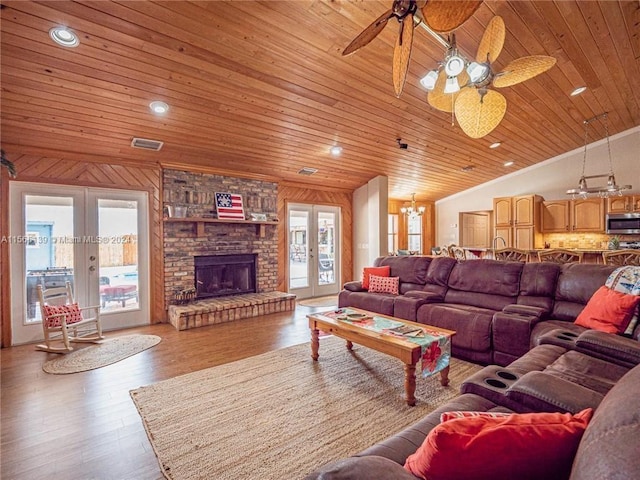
(462, 248), (615, 264)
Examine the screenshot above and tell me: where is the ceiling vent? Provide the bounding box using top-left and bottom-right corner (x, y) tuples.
(297, 167), (318, 176)
(131, 137), (164, 151)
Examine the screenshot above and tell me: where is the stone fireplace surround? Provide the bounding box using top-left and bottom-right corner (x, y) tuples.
(163, 169), (294, 329)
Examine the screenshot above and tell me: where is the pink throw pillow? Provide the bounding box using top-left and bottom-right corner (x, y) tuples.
(368, 275), (399, 295)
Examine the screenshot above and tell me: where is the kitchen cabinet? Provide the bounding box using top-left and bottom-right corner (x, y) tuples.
(572, 198), (604, 232)
(541, 198), (604, 233)
(493, 195), (543, 249)
(607, 195), (640, 213)
(541, 200), (570, 232)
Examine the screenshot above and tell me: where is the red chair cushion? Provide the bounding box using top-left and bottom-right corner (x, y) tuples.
(43, 303), (83, 328)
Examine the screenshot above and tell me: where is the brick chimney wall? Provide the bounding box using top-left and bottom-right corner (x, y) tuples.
(163, 169), (278, 308)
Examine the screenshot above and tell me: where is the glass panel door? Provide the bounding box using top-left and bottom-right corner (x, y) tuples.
(288, 203), (340, 299)
(9, 182), (150, 345)
(288, 206), (311, 295)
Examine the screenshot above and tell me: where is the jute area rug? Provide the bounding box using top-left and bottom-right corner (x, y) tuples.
(43, 334), (161, 374)
(130, 336), (481, 480)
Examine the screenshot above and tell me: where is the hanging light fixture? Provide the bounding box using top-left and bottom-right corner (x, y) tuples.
(566, 112), (632, 199)
(400, 193), (425, 218)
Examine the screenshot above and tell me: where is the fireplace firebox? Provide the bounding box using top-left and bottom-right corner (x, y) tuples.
(194, 254), (257, 299)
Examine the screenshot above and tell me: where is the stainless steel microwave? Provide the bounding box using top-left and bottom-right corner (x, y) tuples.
(606, 213), (640, 235)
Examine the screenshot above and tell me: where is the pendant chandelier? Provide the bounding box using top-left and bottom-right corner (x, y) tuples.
(400, 193), (425, 218)
(566, 112), (631, 199)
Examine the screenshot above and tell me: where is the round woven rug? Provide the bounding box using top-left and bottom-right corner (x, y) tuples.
(43, 334), (161, 374)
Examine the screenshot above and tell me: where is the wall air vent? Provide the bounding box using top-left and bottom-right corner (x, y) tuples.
(297, 167), (318, 176)
(131, 137), (164, 151)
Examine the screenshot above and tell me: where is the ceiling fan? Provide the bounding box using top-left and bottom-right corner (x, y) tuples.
(425, 16), (557, 138)
(342, 0), (483, 97)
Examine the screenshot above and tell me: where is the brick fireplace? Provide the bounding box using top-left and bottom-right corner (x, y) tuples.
(194, 253), (257, 299)
(163, 170), (288, 322)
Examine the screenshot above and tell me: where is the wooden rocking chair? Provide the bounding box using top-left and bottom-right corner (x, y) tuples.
(36, 281), (104, 353)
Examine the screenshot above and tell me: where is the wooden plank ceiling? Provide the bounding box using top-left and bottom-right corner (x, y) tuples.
(1, 1), (639, 201)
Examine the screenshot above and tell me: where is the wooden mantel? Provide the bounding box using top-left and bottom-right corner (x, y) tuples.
(164, 217), (279, 238)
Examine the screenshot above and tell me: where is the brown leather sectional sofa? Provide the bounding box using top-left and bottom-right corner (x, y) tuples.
(305, 348), (640, 479)
(306, 256), (640, 479)
(339, 256), (640, 366)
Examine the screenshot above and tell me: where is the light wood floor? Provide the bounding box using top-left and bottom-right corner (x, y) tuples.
(0, 302), (334, 480)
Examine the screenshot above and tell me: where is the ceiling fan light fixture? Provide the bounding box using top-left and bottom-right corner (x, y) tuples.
(420, 70), (439, 90)
(444, 76), (460, 94)
(467, 61), (490, 84)
(444, 54), (465, 77)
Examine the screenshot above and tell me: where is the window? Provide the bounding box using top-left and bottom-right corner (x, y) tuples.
(388, 214), (398, 254)
(407, 216), (422, 254)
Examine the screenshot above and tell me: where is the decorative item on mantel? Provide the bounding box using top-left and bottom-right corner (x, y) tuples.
(566, 112), (632, 199)
(173, 287), (196, 305)
(215, 192), (245, 220)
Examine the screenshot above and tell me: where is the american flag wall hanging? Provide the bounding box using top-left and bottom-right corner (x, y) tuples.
(215, 192), (245, 219)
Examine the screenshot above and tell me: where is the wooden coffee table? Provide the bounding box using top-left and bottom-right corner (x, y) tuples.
(308, 308), (455, 406)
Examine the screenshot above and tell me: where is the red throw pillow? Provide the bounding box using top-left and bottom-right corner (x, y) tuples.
(43, 303), (83, 328)
(368, 275), (399, 295)
(575, 285), (640, 334)
(440, 411), (511, 423)
(404, 408), (593, 480)
(362, 266), (390, 289)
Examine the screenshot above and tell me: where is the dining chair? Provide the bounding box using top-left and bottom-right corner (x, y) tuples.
(602, 249), (640, 266)
(494, 248), (529, 262)
(537, 249), (583, 264)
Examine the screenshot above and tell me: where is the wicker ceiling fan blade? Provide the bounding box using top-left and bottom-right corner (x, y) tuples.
(428, 69), (470, 112)
(342, 9), (393, 56)
(493, 55), (557, 88)
(393, 16), (415, 97)
(476, 16), (505, 64)
(421, 0), (483, 33)
(455, 88), (507, 138)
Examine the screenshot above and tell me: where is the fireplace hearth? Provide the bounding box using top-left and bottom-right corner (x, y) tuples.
(194, 254), (257, 299)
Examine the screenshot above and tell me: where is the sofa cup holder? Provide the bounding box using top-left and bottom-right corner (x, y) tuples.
(496, 370), (518, 381)
(484, 378), (508, 389)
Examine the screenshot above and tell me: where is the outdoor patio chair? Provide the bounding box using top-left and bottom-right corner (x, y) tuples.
(36, 281), (104, 353)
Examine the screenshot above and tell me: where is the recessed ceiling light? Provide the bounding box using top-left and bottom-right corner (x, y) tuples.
(330, 146), (342, 156)
(489, 142), (502, 149)
(570, 86), (587, 96)
(149, 101), (169, 114)
(504, 161), (514, 167)
(49, 27), (79, 48)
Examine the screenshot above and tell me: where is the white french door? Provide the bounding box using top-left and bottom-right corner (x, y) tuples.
(9, 182), (150, 346)
(287, 203), (340, 299)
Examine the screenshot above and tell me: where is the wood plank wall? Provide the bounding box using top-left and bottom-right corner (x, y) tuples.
(0, 152), (164, 347)
(277, 184), (353, 291)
